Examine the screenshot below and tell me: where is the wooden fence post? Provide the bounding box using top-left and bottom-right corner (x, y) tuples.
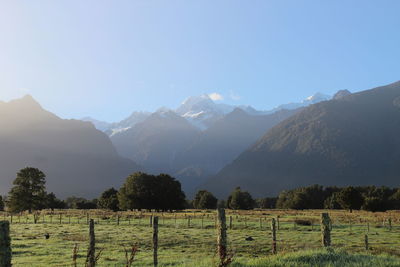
(321, 213), (331, 247)
(150, 215), (153, 228)
(153, 216), (159, 267)
(117, 215), (120, 226)
(0, 221), (11, 267)
(364, 234), (369, 251)
(59, 214), (62, 224)
(217, 208), (228, 265)
(229, 216), (233, 230)
(271, 218), (277, 254)
(388, 218), (392, 231)
(88, 219), (95, 267)
(188, 216), (191, 228)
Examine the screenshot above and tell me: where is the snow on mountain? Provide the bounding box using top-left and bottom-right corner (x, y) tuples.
(175, 94), (235, 130)
(271, 92), (331, 112)
(86, 92), (332, 133)
(103, 111), (150, 136)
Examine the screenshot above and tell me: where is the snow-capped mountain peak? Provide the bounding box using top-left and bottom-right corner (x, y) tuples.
(304, 92), (331, 103)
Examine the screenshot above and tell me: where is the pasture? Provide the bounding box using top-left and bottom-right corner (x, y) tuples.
(3, 209), (400, 266)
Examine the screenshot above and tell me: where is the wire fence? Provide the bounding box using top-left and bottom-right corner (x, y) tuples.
(1, 209), (400, 266)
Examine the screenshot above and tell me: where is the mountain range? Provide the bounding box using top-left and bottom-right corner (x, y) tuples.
(7, 84), (398, 200)
(0, 96), (141, 198)
(204, 81), (400, 198)
(104, 94), (329, 195)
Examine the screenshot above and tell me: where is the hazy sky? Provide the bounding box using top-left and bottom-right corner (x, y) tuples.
(1, 0), (400, 122)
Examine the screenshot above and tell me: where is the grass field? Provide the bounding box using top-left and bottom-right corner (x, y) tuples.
(4, 209), (400, 266)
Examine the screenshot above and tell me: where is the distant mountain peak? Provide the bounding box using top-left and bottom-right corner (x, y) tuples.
(13, 94), (41, 106)
(333, 90), (351, 100)
(304, 92), (331, 103)
(181, 94), (212, 106)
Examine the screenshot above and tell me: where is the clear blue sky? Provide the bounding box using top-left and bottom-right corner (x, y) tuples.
(1, 0), (400, 122)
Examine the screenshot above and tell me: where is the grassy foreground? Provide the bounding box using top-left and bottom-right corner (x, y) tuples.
(5, 209), (400, 266)
(175, 249), (400, 267)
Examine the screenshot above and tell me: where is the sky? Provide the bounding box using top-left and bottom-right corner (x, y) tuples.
(1, 0), (400, 122)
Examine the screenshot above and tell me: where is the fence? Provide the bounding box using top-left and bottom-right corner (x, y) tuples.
(1, 209), (400, 266)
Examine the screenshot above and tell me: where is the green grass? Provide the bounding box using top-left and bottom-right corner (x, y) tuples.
(173, 249), (400, 267)
(5, 209), (400, 266)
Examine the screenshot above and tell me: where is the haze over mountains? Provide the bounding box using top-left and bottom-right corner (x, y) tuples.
(0, 91), (330, 198)
(94, 93), (329, 195)
(5, 82), (400, 200)
(0, 96), (141, 198)
(205, 81), (400, 198)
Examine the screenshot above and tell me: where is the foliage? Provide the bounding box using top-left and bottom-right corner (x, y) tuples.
(7, 167), (47, 212)
(277, 185), (339, 210)
(324, 192), (341, 209)
(118, 172), (186, 211)
(193, 190), (218, 209)
(336, 187), (363, 212)
(98, 188), (119, 211)
(359, 186), (396, 212)
(0, 196), (4, 211)
(274, 185), (400, 212)
(65, 197), (97, 209)
(46, 192), (66, 210)
(227, 187), (254, 210)
(255, 197), (277, 209)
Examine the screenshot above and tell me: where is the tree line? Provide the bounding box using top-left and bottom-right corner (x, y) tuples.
(1, 167), (186, 213)
(2, 167), (400, 213)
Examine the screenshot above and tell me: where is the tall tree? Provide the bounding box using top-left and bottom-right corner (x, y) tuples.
(118, 172), (186, 211)
(227, 187), (254, 210)
(193, 190), (218, 209)
(336, 187), (364, 212)
(7, 167), (47, 213)
(98, 188), (119, 211)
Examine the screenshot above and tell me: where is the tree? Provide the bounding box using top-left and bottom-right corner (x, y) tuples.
(45, 192), (66, 210)
(360, 186), (394, 212)
(227, 187), (254, 210)
(65, 197), (97, 209)
(256, 197), (277, 209)
(193, 190), (218, 209)
(98, 188), (119, 211)
(336, 187), (364, 212)
(0, 196), (4, 211)
(276, 185), (331, 209)
(323, 192), (341, 209)
(7, 167), (47, 213)
(118, 172), (186, 211)
(156, 174), (186, 211)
